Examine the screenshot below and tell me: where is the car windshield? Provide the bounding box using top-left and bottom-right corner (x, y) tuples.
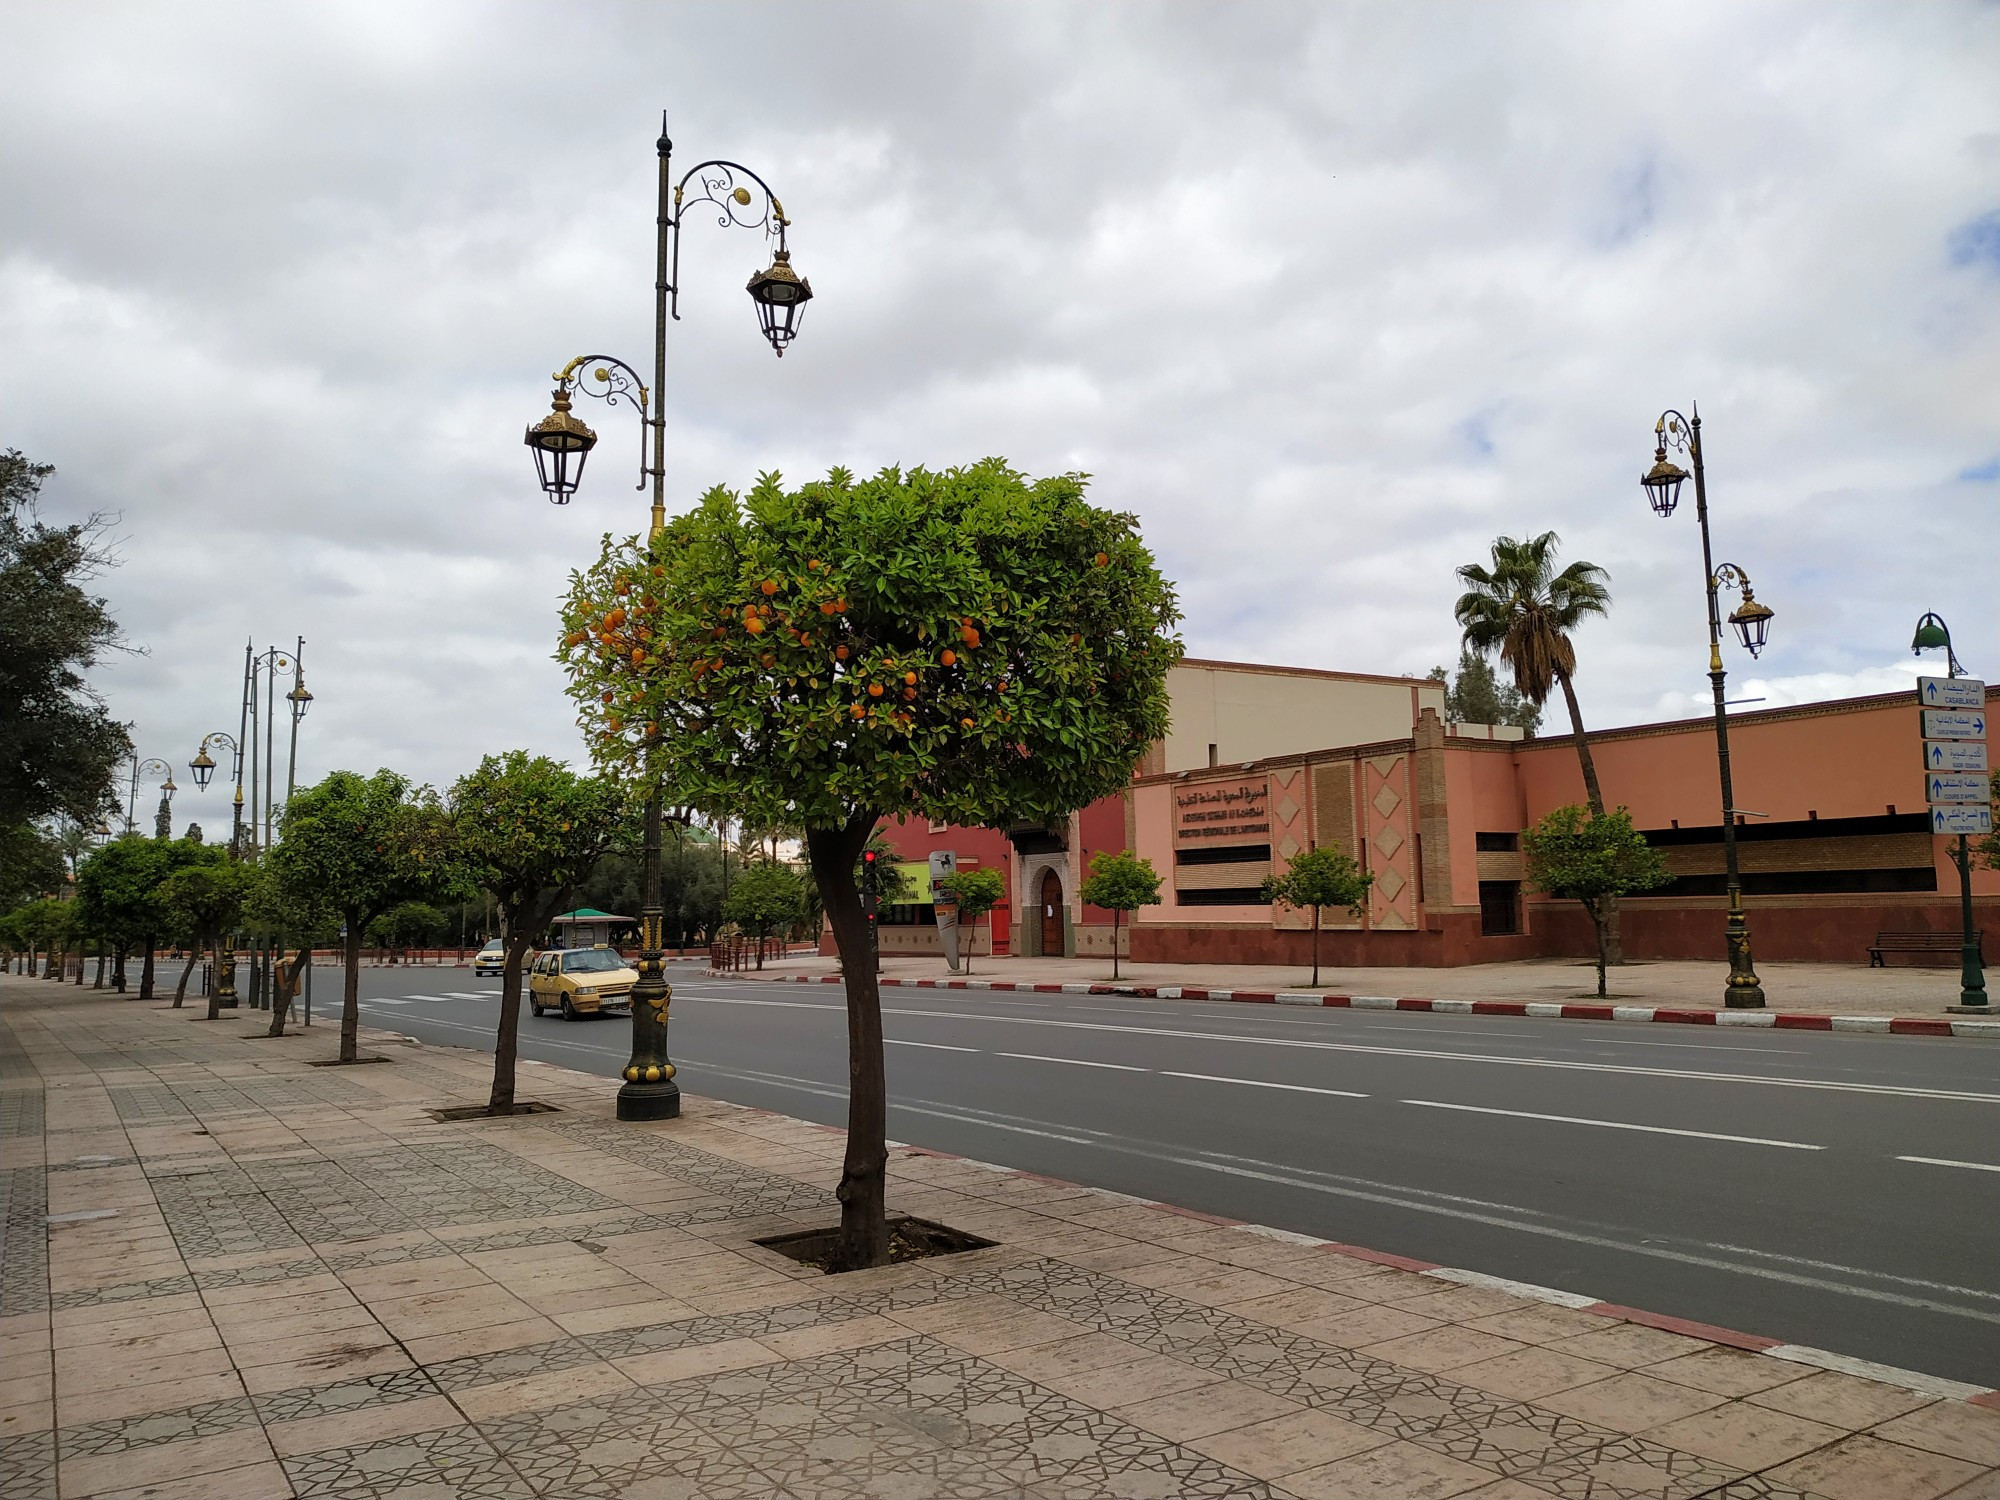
(477, 941), (502, 955)
(562, 949), (628, 974)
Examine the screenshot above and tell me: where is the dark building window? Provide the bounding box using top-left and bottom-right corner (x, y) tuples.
(1175, 844), (1272, 866)
(1479, 881), (1521, 936)
(1475, 831), (1520, 852)
(1176, 887), (1269, 906)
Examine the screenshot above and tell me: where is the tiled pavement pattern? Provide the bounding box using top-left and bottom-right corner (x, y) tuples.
(1, 978), (1995, 1499)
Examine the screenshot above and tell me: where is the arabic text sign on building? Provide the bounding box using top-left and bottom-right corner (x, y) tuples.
(1917, 676), (1985, 710)
(1921, 709), (1987, 742)
(1931, 804), (1993, 836)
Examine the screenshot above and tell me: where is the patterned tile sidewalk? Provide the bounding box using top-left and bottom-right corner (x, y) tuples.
(2, 976), (1995, 1500)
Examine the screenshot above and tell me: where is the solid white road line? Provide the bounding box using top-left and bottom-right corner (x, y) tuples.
(677, 994), (2000, 1104)
(1163, 1071), (1368, 1099)
(443, 992), (493, 1000)
(1897, 1154), (2000, 1174)
(999, 1052), (1148, 1072)
(888, 1039), (979, 1053)
(1401, 1099), (1825, 1150)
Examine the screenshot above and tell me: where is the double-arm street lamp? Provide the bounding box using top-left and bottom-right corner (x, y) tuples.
(1911, 612), (1987, 1011)
(188, 729), (244, 1008)
(125, 756), (176, 837)
(1642, 406), (1777, 1008)
(524, 112), (811, 1122)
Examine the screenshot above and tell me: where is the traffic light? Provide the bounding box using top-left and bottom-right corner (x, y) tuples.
(860, 849), (880, 921)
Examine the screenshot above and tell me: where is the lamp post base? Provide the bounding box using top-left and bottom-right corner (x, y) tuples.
(616, 1080), (681, 1121)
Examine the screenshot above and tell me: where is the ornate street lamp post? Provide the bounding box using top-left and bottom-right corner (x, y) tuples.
(525, 113), (810, 1122)
(1911, 613), (1987, 1010)
(189, 730), (244, 1008)
(125, 756), (176, 836)
(1641, 407), (1776, 1008)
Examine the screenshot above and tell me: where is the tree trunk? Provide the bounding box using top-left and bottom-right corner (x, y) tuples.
(1589, 900), (1608, 997)
(113, 947), (126, 993)
(489, 929), (536, 1113)
(340, 922), (363, 1064)
(267, 948), (309, 1037)
(1111, 909), (1121, 980)
(139, 940), (156, 1000)
(172, 952), (196, 1008)
(1556, 667), (1623, 965)
(807, 814), (890, 1272)
(1311, 906), (1322, 988)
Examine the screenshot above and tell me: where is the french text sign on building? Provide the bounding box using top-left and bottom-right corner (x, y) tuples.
(1918, 676), (1985, 710)
(1931, 805), (1994, 836)
(1921, 709), (1987, 741)
(1925, 741), (1989, 773)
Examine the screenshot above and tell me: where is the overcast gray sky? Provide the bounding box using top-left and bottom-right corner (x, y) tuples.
(6, 1), (1996, 816)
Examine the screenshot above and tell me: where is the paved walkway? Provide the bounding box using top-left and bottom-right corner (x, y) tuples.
(739, 953), (1990, 1021)
(3, 977), (1995, 1500)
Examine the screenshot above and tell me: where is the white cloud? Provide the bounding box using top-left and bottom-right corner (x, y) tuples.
(3, 0), (1996, 809)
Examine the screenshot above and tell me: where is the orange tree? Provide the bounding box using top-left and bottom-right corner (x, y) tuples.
(559, 460), (1181, 1268)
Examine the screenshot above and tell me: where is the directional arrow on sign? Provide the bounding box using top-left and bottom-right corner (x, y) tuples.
(1919, 676), (1986, 709)
(1928, 772), (1989, 804)
(1927, 741), (1989, 773)
(1932, 804), (1994, 836)
(1923, 709), (1987, 741)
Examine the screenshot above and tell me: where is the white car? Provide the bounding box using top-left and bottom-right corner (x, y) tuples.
(473, 940), (506, 978)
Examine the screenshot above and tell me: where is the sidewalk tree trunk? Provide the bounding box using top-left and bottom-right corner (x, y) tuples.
(562, 462), (1181, 1270)
(444, 752), (624, 1113)
(1521, 805), (1670, 998)
(268, 770), (456, 1065)
(1076, 851), (1163, 982)
(1454, 531), (1620, 964)
(1260, 845), (1372, 988)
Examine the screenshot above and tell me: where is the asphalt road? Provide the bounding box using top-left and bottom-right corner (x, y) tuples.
(306, 963), (2000, 1387)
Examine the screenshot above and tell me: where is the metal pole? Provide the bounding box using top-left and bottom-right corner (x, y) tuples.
(618, 111), (681, 1123)
(1957, 834), (1987, 1008)
(264, 650), (278, 852)
(246, 642), (260, 860)
(287, 637), (304, 803)
(1687, 412), (1764, 1008)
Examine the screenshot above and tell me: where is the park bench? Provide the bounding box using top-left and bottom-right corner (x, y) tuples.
(1868, 930), (1980, 967)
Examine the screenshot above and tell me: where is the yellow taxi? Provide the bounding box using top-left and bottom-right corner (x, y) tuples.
(527, 946), (638, 1021)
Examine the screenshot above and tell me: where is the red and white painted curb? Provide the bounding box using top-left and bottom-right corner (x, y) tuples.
(702, 970), (2000, 1039)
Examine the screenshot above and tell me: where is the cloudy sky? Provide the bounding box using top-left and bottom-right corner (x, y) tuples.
(5, 1), (1996, 820)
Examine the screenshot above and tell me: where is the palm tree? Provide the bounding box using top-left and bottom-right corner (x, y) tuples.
(1455, 531), (1621, 963)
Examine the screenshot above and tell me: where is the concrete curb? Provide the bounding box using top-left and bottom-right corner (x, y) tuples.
(701, 970), (2000, 1039)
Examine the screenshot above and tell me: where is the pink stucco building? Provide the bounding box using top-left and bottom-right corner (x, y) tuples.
(864, 659), (1996, 967)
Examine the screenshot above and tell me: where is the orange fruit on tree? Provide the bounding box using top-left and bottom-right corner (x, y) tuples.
(760, 579), (777, 595)
(868, 683), (884, 698)
(1094, 552), (1108, 567)
(819, 601), (837, 615)
(939, 649), (956, 666)
(902, 687), (915, 700)
(833, 599), (847, 613)
(834, 645), (850, 660)
(903, 671), (917, 685)
(850, 705), (865, 718)
(745, 618), (765, 635)
(961, 627), (980, 648)
(961, 717), (974, 729)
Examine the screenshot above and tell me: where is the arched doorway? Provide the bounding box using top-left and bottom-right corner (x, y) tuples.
(1039, 869), (1065, 957)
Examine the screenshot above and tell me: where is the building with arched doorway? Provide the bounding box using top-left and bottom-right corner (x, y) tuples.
(856, 656), (1997, 968)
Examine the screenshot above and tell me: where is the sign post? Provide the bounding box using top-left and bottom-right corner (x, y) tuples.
(1917, 674), (1989, 1011)
(929, 851), (961, 974)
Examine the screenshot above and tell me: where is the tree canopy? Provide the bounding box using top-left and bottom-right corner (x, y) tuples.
(0, 449), (132, 834)
(1078, 849), (1163, 980)
(722, 861), (807, 946)
(1522, 804), (1669, 997)
(559, 459), (1182, 1269)
(1428, 651), (1541, 733)
(1261, 844), (1373, 987)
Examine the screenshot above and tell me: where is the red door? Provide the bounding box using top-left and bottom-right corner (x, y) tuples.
(1039, 870), (1064, 956)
